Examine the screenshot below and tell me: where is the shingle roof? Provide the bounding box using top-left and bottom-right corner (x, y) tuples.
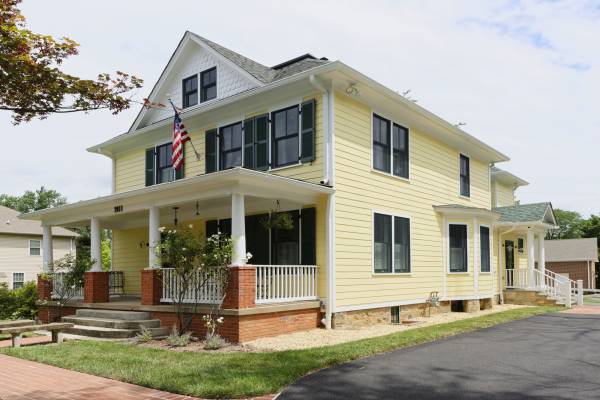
(545, 238), (598, 262)
(189, 32), (330, 84)
(0, 206), (77, 237)
(493, 202), (554, 224)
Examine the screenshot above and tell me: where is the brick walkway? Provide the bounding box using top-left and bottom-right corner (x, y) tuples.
(0, 354), (199, 400)
(562, 305), (600, 314)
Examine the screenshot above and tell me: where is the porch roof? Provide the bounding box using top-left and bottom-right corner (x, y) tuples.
(433, 204), (500, 220)
(493, 202), (558, 229)
(19, 168), (334, 228)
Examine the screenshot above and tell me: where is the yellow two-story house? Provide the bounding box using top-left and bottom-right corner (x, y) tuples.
(24, 32), (568, 342)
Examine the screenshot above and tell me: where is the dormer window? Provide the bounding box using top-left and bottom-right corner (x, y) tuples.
(182, 75), (198, 108)
(200, 67), (217, 102)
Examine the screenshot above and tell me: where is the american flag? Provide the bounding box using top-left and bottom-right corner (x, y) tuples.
(170, 101), (190, 171)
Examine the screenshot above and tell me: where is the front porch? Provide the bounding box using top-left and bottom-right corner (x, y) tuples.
(26, 169), (333, 341)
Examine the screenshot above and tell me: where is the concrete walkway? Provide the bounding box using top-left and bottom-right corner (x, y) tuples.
(280, 311), (600, 399)
(0, 354), (199, 400)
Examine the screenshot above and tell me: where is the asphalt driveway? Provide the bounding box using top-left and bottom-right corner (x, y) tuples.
(279, 311), (600, 400)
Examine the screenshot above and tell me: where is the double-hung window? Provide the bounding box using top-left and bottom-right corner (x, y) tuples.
(145, 143), (183, 186)
(374, 213), (411, 273)
(200, 67), (217, 102)
(449, 224), (468, 272)
(373, 114), (409, 178)
(271, 106), (299, 168)
(12, 273), (24, 290)
(219, 122), (243, 170)
(182, 75), (198, 108)
(29, 240), (41, 256)
(480, 226), (490, 272)
(459, 154), (470, 197)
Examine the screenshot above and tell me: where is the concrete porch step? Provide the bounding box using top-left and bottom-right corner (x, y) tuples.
(75, 309), (151, 321)
(62, 316), (161, 330)
(64, 325), (138, 339)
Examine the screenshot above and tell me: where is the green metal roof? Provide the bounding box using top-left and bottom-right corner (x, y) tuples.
(493, 202), (555, 224)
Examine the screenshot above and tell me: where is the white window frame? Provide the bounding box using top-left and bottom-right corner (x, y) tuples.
(29, 239), (41, 256)
(370, 110), (411, 182)
(458, 153), (471, 199)
(372, 210), (412, 275)
(12, 272), (24, 290)
(447, 222), (469, 274)
(199, 66), (218, 104)
(479, 223), (492, 274)
(182, 73), (199, 109)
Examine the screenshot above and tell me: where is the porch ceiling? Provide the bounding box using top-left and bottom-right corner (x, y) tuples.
(19, 168), (333, 228)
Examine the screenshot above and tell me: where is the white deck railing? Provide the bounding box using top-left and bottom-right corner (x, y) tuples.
(255, 265), (318, 304)
(160, 268), (222, 304)
(505, 269), (528, 289)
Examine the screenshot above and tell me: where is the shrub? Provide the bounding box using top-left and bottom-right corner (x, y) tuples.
(204, 334), (227, 350)
(0, 281), (37, 320)
(166, 325), (191, 347)
(135, 327), (153, 343)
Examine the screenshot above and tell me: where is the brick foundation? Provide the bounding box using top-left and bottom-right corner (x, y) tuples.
(222, 266), (256, 309)
(141, 269), (162, 305)
(37, 305), (76, 323)
(150, 307), (320, 343)
(37, 275), (53, 301)
(84, 272), (109, 303)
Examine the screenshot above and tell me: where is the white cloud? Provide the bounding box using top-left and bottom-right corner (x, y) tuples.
(3, 0), (599, 215)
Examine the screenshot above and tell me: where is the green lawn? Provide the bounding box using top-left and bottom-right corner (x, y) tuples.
(1, 306), (561, 398)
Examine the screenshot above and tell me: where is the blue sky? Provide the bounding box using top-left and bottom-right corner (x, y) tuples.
(2, 0), (599, 215)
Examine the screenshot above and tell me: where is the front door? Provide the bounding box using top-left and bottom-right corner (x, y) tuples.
(505, 240), (515, 286)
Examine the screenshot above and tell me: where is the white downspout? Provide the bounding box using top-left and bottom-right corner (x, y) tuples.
(497, 223), (516, 304)
(309, 74), (335, 329)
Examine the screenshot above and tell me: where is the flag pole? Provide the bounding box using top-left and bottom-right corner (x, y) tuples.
(168, 98), (201, 162)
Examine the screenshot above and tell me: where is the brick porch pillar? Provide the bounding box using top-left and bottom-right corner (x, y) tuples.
(141, 269), (162, 305)
(222, 265), (256, 309)
(84, 272), (109, 303)
(37, 275), (53, 301)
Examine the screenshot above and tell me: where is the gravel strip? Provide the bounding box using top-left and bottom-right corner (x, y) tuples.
(246, 304), (529, 351)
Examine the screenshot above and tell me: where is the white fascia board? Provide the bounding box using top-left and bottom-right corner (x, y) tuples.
(433, 205), (500, 220)
(491, 169), (529, 187)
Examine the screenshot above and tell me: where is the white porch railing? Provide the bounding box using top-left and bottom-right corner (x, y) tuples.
(160, 268), (223, 304)
(255, 265), (318, 304)
(506, 268), (583, 307)
(51, 272), (83, 299)
(505, 269), (529, 289)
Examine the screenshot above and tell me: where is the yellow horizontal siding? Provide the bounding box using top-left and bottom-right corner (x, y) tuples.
(333, 92), (494, 309)
(495, 182), (515, 207)
(113, 95), (324, 193)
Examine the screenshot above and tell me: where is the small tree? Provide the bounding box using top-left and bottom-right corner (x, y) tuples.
(156, 226), (232, 335)
(45, 254), (93, 321)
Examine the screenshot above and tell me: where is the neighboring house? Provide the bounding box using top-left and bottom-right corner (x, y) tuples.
(0, 206), (77, 289)
(21, 32), (565, 342)
(544, 238), (598, 289)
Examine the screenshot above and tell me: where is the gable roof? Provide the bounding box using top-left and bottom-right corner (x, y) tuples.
(493, 202), (557, 226)
(127, 32), (331, 132)
(545, 238), (598, 262)
(0, 206), (77, 237)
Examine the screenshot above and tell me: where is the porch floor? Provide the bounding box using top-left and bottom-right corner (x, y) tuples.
(65, 297), (321, 316)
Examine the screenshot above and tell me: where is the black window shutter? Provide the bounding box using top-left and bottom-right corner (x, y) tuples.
(300, 207), (316, 265)
(243, 118), (254, 169)
(255, 115), (269, 170)
(205, 129), (217, 173)
(145, 148), (155, 186)
(301, 99), (316, 163)
(245, 214), (270, 264)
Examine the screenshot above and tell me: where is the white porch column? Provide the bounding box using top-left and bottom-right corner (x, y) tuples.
(90, 217), (102, 272)
(538, 233), (546, 286)
(148, 206), (161, 269)
(231, 193), (246, 266)
(42, 225), (53, 273)
(527, 229), (535, 288)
